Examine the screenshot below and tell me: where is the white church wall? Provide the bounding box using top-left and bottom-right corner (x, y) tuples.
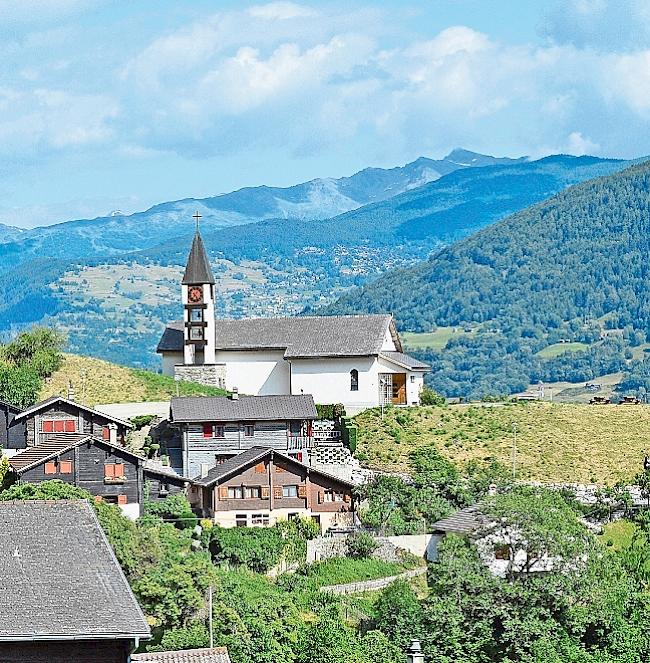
(217, 350), (290, 396)
(290, 356), (379, 412)
(162, 352), (183, 377)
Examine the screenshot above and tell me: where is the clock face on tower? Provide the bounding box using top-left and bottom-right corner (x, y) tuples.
(187, 285), (203, 304)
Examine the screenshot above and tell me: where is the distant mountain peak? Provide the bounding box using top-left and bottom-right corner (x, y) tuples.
(445, 147), (528, 167)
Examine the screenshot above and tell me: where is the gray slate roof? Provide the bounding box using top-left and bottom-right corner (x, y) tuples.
(132, 648), (231, 663)
(193, 446), (355, 488)
(14, 395), (132, 427)
(0, 500), (150, 641)
(0, 397), (22, 413)
(158, 314), (400, 358)
(182, 231), (215, 285)
(9, 434), (91, 472)
(171, 394), (317, 423)
(431, 506), (484, 535)
(380, 351), (430, 370)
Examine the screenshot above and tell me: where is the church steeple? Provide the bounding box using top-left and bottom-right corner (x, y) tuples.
(182, 230), (215, 285)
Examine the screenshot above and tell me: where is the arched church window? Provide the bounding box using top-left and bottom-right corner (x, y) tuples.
(350, 369), (359, 392)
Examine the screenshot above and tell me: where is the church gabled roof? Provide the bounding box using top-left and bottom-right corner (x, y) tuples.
(182, 231), (215, 285)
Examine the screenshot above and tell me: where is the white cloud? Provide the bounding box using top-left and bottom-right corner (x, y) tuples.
(247, 2), (318, 21)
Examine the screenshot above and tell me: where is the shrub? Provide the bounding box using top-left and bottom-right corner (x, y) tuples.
(144, 494), (198, 530)
(420, 386), (446, 406)
(346, 531), (378, 559)
(208, 526), (287, 573)
(130, 414), (156, 430)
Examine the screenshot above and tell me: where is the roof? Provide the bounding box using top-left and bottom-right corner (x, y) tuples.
(431, 506), (484, 535)
(379, 351), (430, 371)
(9, 434), (92, 472)
(171, 394), (317, 423)
(0, 397), (22, 413)
(182, 231), (215, 285)
(193, 446), (355, 488)
(157, 314), (401, 358)
(132, 648), (231, 663)
(13, 395), (132, 428)
(0, 500), (150, 641)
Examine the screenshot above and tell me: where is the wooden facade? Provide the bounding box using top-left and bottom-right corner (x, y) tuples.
(191, 449), (355, 532)
(0, 639), (134, 663)
(0, 399), (25, 452)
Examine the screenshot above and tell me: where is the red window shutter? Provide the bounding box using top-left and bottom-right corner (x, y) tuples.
(203, 424), (213, 438)
(114, 463), (125, 478)
(54, 420), (65, 433)
(59, 461), (73, 474)
(297, 485), (307, 499)
(43, 420), (54, 433)
(104, 463), (115, 478)
(102, 426), (110, 440)
(218, 486), (228, 500)
(117, 495), (128, 505)
(254, 463), (265, 474)
(44, 461), (57, 475)
(65, 420), (76, 433)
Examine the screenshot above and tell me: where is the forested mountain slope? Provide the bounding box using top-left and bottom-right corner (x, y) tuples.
(326, 160), (650, 397)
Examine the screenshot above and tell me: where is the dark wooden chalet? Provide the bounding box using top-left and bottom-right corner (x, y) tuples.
(8, 434), (188, 518)
(0, 397), (25, 455)
(171, 393), (318, 479)
(12, 395), (132, 448)
(189, 446), (355, 533)
(0, 500), (150, 662)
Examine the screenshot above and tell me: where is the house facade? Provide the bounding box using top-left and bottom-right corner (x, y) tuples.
(0, 500), (150, 662)
(12, 395), (131, 448)
(189, 447), (356, 532)
(157, 229), (429, 413)
(0, 398), (25, 457)
(171, 393), (318, 478)
(9, 435), (187, 519)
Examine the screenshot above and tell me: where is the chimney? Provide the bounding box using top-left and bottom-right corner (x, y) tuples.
(67, 381), (75, 402)
(108, 423), (118, 447)
(200, 463), (209, 478)
(406, 640), (425, 663)
(231, 387), (239, 401)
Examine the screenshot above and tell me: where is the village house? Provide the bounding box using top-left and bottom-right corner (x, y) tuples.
(11, 394), (132, 449)
(189, 446), (356, 532)
(0, 500), (150, 662)
(0, 397), (25, 457)
(8, 434), (187, 519)
(170, 393), (318, 478)
(157, 229), (429, 413)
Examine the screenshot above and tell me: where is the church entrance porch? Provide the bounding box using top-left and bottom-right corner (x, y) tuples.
(379, 373), (407, 406)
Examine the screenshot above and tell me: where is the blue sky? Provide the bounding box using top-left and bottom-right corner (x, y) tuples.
(2, 0), (650, 228)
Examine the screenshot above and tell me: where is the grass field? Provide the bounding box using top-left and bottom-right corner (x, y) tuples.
(598, 520), (638, 552)
(536, 342), (590, 358)
(354, 402), (650, 484)
(299, 558), (415, 588)
(402, 327), (472, 350)
(40, 353), (227, 405)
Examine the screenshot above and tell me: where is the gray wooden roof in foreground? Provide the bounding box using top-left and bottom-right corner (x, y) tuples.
(431, 506), (484, 535)
(132, 648), (231, 662)
(158, 314), (401, 358)
(0, 500), (150, 641)
(171, 394), (317, 423)
(8, 434), (91, 472)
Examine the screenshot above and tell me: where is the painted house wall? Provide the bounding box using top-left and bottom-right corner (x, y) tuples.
(0, 639), (133, 663)
(162, 351), (183, 376)
(214, 350), (290, 395)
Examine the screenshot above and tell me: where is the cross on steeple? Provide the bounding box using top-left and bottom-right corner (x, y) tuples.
(193, 210), (202, 232)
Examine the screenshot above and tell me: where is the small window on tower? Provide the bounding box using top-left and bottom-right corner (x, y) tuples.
(190, 309), (203, 322)
(190, 327), (204, 341)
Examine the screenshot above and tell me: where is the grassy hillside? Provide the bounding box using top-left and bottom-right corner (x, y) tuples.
(354, 402), (650, 484)
(39, 353), (226, 406)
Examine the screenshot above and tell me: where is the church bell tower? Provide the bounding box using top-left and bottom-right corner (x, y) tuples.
(181, 212), (216, 366)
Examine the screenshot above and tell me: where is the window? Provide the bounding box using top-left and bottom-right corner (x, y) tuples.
(190, 327), (204, 341)
(214, 424), (225, 438)
(43, 420), (54, 433)
(350, 369), (359, 391)
(102, 426), (110, 440)
(105, 463), (125, 480)
(65, 420), (76, 432)
(245, 486), (261, 499)
(251, 513), (269, 526)
(190, 309), (204, 322)
(43, 419), (76, 433)
(236, 514), (247, 527)
(410, 375), (416, 383)
(227, 486), (244, 499)
(59, 460), (73, 474)
(244, 423), (255, 437)
(203, 423), (225, 438)
(323, 489), (345, 503)
(282, 485), (298, 498)
(44, 461), (57, 475)
(203, 424), (213, 438)
(289, 420), (302, 437)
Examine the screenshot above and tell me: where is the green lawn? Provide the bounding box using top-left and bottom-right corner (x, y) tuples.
(300, 558), (413, 588)
(536, 342), (590, 358)
(598, 520), (638, 552)
(402, 327), (471, 350)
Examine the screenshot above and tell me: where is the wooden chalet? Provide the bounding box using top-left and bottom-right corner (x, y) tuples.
(189, 446), (355, 532)
(12, 395), (132, 448)
(0, 397), (25, 457)
(0, 500), (150, 661)
(171, 393), (318, 478)
(8, 434), (188, 518)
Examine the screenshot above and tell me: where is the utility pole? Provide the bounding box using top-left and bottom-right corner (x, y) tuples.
(512, 423), (518, 480)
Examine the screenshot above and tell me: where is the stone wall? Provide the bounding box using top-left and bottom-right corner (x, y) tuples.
(174, 363), (226, 388)
(306, 534), (408, 564)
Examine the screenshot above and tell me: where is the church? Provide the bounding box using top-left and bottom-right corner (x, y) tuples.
(156, 224), (429, 413)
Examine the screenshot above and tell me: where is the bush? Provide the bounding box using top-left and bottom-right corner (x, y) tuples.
(144, 494), (198, 530)
(346, 531), (378, 559)
(420, 385), (446, 406)
(130, 414), (156, 430)
(208, 526), (287, 573)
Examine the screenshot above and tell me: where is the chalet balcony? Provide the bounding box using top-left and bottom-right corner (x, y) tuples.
(313, 429), (342, 443)
(287, 435), (316, 451)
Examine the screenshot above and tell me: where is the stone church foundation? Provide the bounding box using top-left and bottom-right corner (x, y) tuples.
(174, 364), (226, 389)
